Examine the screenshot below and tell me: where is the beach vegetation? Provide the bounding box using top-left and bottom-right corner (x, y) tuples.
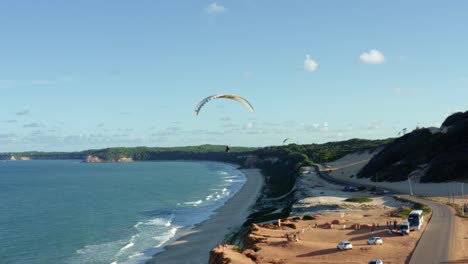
(391, 197), (432, 218)
(302, 215), (316, 220)
(251, 245), (262, 252)
(231, 246), (243, 253)
(283, 223), (297, 229)
(345, 197), (373, 203)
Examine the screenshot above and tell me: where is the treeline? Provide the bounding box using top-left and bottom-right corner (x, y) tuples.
(0, 145), (257, 163)
(256, 138), (393, 163)
(250, 138), (393, 197)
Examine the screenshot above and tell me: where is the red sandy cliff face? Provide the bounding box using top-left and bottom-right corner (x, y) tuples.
(209, 245), (227, 264)
(209, 245), (255, 264)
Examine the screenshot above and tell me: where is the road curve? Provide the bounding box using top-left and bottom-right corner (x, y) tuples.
(315, 166), (455, 264)
(403, 195), (455, 264)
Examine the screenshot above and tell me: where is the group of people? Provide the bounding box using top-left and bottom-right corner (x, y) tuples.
(285, 232), (301, 242)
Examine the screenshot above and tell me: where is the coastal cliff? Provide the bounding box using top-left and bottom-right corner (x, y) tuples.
(84, 155), (134, 163)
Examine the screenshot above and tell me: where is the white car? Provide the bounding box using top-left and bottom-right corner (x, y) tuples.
(369, 259), (383, 264)
(367, 237), (383, 245)
(337, 241), (353, 250)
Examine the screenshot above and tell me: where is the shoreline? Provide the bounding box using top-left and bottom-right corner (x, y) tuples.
(146, 168), (264, 264)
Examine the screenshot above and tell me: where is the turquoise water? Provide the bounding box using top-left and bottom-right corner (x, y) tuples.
(0, 160), (245, 264)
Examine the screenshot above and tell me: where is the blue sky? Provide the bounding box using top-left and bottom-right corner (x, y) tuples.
(1, 0), (467, 152)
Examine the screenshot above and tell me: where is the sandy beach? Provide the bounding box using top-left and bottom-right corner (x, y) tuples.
(146, 169), (264, 264)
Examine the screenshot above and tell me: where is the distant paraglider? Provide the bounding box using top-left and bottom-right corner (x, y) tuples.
(283, 138), (298, 144)
(194, 94), (254, 116)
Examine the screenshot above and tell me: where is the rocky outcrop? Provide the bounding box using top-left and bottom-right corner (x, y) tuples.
(9, 156), (31, 160)
(84, 155), (134, 163)
(209, 245), (229, 264)
(84, 155), (103, 163)
(117, 157), (134, 162)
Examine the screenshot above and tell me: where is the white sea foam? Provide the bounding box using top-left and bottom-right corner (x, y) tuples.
(67, 162), (248, 264)
(183, 200), (203, 206)
(120, 242), (134, 251)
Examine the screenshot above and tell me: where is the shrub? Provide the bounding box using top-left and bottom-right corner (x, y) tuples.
(252, 245), (262, 252)
(345, 197), (373, 203)
(231, 246), (242, 253)
(283, 223), (297, 229)
(391, 207), (412, 219)
(302, 215), (316, 220)
(292, 216), (301, 221)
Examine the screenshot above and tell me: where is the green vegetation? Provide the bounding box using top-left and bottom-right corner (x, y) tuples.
(253, 138), (393, 197)
(344, 197), (373, 203)
(231, 246), (243, 253)
(244, 209), (290, 227)
(251, 245), (262, 252)
(391, 196), (432, 219)
(359, 111), (468, 183)
(302, 215), (316, 220)
(283, 223), (297, 229)
(391, 207), (413, 219)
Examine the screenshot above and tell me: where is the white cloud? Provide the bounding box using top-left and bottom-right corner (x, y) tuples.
(244, 121), (254, 129)
(23, 122), (44, 128)
(16, 110), (30, 116)
(205, 2), (226, 14)
(323, 122), (329, 131)
(359, 49), (385, 64)
(304, 55), (318, 72)
(243, 71), (253, 78)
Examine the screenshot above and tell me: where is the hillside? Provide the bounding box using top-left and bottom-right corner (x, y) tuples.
(358, 111), (468, 182)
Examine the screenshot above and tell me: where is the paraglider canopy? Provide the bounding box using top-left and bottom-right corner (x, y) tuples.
(194, 94), (254, 116)
(283, 138), (298, 144)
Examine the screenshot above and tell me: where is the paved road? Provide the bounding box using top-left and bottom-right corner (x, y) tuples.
(315, 166), (455, 264)
(403, 195), (455, 264)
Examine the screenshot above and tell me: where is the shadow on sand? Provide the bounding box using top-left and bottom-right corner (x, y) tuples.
(296, 248), (344, 257)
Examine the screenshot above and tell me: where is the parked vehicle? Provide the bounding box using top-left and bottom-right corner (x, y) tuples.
(337, 241), (353, 250)
(408, 210), (424, 230)
(399, 221), (410, 235)
(367, 237), (383, 245)
(369, 259), (383, 264)
(343, 185), (358, 192)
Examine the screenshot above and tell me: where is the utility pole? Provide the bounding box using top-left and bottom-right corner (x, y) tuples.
(408, 176), (413, 196)
(462, 182), (465, 216)
(375, 172), (378, 191)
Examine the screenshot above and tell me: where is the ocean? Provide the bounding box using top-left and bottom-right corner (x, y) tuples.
(0, 160), (246, 264)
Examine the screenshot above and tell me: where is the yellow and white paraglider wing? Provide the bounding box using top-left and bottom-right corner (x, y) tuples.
(194, 94), (254, 116)
(283, 138), (298, 144)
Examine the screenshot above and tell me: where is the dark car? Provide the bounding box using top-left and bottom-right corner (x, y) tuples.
(343, 185), (358, 192)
